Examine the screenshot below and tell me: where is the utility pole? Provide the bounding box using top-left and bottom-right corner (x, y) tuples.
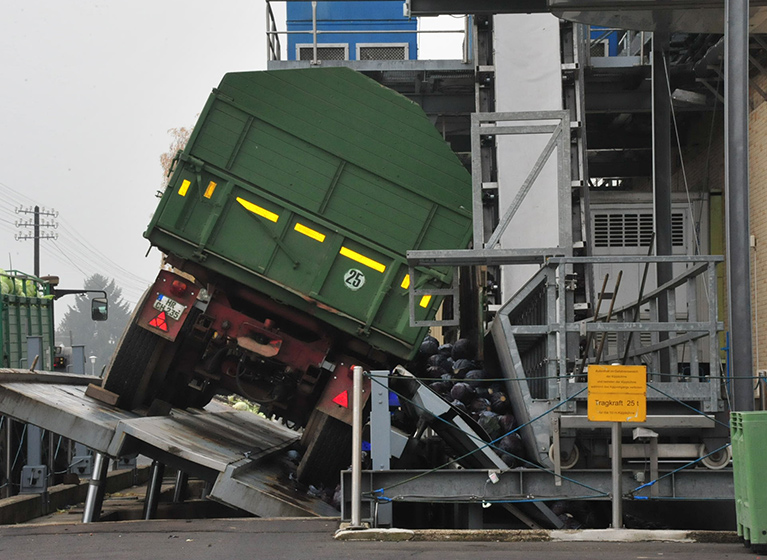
(15, 206), (58, 276)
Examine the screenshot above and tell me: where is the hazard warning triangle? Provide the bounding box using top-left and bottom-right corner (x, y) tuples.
(149, 311), (169, 332)
(332, 390), (349, 408)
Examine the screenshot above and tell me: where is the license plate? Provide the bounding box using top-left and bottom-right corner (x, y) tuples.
(153, 294), (187, 321)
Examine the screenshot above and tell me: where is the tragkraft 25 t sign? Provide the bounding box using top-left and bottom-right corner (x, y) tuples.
(587, 365), (647, 422)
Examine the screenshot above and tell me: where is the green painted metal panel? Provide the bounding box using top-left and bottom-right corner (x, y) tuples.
(0, 272), (54, 369)
(731, 411), (767, 547)
(146, 68), (472, 359)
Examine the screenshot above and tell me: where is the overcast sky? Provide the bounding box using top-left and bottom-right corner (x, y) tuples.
(0, 1), (463, 315)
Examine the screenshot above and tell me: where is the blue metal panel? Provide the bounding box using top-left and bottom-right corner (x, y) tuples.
(589, 27), (620, 57)
(287, 1), (417, 61)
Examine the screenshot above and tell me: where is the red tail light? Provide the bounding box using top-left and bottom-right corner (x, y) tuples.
(170, 280), (187, 297)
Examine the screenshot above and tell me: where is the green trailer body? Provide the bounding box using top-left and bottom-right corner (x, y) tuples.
(144, 67), (472, 360)
(0, 272), (55, 370)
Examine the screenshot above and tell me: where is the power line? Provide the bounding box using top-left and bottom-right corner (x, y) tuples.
(0, 180), (150, 303)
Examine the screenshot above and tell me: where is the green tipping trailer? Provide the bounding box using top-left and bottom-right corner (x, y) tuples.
(145, 67), (472, 359)
(102, 68), (472, 485)
(0, 271), (54, 370)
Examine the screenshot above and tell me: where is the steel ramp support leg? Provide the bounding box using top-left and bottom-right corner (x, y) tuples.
(143, 460), (165, 520)
(82, 453), (109, 523)
(454, 503), (483, 529)
(173, 470), (188, 503)
(370, 370), (392, 527)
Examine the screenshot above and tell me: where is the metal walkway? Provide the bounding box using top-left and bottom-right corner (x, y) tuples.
(0, 370), (338, 519)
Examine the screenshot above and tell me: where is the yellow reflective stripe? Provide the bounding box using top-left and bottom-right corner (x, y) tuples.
(236, 197), (279, 223)
(203, 181), (217, 199)
(339, 247), (386, 273)
(419, 295), (432, 308)
(400, 274), (410, 290)
(294, 223), (326, 243)
(178, 179), (191, 197)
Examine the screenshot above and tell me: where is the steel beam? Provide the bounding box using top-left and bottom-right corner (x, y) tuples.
(341, 467), (734, 508)
(408, 0), (548, 15)
(408, 248), (565, 266)
(726, 0), (755, 411)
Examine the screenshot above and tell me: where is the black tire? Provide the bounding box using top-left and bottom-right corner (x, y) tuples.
(102, 291), (162, 409)
(297, 413), (352, 488)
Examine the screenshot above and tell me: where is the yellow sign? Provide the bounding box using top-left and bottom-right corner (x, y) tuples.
(587, 365), (647, 422)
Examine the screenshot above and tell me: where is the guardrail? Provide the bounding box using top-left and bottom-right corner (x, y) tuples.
(266, 1), (470, 64)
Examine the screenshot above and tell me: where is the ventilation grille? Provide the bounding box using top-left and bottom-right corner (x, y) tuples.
(359, 45), (407, 60)
(593, 212), (684, 248)
(590, 39), (609, 57)
(298, 46), (347, 61)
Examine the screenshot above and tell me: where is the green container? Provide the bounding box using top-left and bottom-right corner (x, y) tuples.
(145, 68), (472, 360)
(0, 271), (55, 370)
(730, 411), (767, 549)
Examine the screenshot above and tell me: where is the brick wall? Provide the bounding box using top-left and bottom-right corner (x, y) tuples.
(749, 73), (767, 372)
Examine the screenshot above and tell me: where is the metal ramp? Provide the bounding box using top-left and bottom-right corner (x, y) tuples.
(0, 370), (337, 519)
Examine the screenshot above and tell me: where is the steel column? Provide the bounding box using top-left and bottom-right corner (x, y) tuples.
(173, 470), (188, 503)
(652, 31), (673, 378)
(370, 370), (392, 527)
(611, 422), (623, 528)
(2, 417), (10, 498)
(350, 365), (364, 528)
(725, 0), (755, 411)
(22, 336), (47, 494)
(82, 452), (109, 523)
(70, 345), (92, 474)
(143, 460), (166, 520)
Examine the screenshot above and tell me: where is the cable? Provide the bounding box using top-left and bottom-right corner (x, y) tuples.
(647, 383), (730, 429)
(365, 372), (606, 500)
(11, 424), (27, 472)
(628, 442), (731, 499)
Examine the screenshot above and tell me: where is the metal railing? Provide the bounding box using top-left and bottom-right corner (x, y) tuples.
(587, 26), (650, 64)
(489, 254), (726, 472)
(265, 1), (471, 65)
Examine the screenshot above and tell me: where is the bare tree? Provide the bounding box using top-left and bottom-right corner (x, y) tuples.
(159, 125), (194, 188)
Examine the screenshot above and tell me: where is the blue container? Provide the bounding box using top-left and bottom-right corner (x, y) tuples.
(287, 1), (417, 61)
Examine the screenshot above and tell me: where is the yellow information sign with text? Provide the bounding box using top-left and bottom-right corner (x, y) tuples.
(587, 365), (647, 422)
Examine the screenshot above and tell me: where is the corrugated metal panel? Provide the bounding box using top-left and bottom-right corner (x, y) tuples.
(0, 273), (54, 370)
(213, 69), (471, 229)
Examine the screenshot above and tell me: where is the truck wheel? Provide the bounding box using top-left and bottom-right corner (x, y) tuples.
(297, 412), (352, 488)
(102, 290), (164, 410)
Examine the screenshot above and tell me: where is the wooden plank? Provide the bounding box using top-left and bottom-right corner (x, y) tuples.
(84, 383), (120, 406)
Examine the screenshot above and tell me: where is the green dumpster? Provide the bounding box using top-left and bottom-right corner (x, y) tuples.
(731, 411), (767, 552)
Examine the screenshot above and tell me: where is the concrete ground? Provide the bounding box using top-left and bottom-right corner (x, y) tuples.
(0, 466), (755, 558)
(0, 518), (759, 560)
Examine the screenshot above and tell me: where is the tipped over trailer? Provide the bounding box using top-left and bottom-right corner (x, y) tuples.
(99, 67), (473, 486)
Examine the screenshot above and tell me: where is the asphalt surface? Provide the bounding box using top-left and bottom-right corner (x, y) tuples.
(0, 518), (761, 560)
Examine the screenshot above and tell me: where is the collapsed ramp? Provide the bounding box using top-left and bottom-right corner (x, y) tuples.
(0, 370), (337, 518)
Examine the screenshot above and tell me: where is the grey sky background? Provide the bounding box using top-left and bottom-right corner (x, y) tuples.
(0, 1), (462, 317)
